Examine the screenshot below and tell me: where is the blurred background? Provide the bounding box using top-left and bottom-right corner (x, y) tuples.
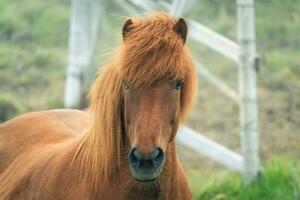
(0, 0), (299, 199)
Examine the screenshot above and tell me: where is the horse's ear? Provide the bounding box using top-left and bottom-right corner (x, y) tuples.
(173, 18), (188, 43)
(122, 19), (133, 40)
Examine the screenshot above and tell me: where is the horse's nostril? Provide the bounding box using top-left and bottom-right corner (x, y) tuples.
(133, 149), (140, 159)
(151, 147), (164, 165)
(129, 147), (164, 169)
(151, 149), (159, 159)
(129, 148), (143, 167)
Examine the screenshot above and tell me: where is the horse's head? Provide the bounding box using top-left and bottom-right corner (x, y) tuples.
(124, 79), (183, 182)
(120, 14), (196, 182)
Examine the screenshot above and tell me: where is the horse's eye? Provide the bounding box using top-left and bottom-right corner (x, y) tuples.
(123, 80), (131, 90)
(174, 80), (183, 90)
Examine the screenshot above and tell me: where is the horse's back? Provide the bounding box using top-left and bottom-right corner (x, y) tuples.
(0, 109), (89, 173)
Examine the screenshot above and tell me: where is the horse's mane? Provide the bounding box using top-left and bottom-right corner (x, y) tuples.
(76, 12), (197, 192)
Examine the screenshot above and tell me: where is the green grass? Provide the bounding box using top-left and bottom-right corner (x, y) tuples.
(0, 0), (69, 112)
(0, 94), (27, 122)
(192, 157), (300, 200)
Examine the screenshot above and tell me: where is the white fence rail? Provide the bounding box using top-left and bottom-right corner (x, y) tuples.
(196, 62), (240, 104)
(177, 126), (244, 172)
(189, 20), (240, 63)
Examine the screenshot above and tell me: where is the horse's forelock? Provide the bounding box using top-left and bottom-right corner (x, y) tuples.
(119, 12), (197, 120)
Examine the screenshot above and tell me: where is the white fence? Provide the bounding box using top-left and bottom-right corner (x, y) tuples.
(64, 0), (260, 183)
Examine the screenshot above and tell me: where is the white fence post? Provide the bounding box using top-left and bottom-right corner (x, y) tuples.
(64, 0), (100, 108)
(237, 0), (260, 183)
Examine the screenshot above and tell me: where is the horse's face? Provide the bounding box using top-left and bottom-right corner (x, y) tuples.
(124, 79), (183, 182)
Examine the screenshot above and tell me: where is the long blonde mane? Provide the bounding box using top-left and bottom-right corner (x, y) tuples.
(76, 12), (197, 192)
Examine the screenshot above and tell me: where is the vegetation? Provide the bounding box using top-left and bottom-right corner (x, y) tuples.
(192, 157), (300, 200)
(0, 94), (27, 122)
(0, 0), (69, 113)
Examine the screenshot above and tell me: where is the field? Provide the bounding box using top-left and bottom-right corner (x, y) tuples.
(0, 0), (299, 199)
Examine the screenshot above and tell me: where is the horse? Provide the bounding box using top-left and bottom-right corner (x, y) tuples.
(0, 13), (197, 200)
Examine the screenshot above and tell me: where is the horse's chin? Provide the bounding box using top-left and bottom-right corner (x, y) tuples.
(134, 176), (158, 183)
(129, 164), (164, 183)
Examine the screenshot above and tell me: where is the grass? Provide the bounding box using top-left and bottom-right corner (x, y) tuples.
(0, 94), (27, 122)
(190, 157), (300, 200)
(0, 0), (69, 113)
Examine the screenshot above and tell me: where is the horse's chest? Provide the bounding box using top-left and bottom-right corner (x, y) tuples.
(99, 181), (162, 200)
(125, 185), (161, 200)
(125, 193), (159, 200)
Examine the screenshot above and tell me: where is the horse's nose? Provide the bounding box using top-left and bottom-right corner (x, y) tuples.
(128, 147), (164, 170)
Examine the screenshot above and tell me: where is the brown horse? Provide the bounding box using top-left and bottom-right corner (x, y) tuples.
(0, 13), (197, 200)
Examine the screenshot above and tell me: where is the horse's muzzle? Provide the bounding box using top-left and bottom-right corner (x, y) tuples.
(128, 147), (165, 182)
